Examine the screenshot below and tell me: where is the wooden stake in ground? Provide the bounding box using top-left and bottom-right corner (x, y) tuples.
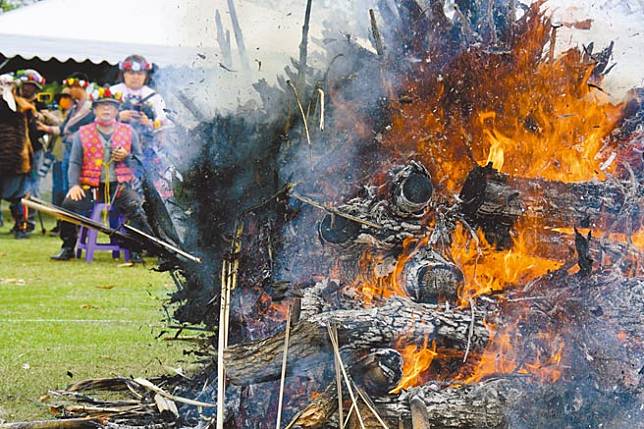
(296, 0), (313, 91)
(216, 221), (244, 429)
(275, 305), (293, 429)
(327, 324), (366, 429)
(216, 258), (230, 429)
(333, 327), (344, 429)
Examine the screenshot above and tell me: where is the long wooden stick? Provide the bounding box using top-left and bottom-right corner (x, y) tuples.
(275, 305), (293, 429)
(291, 192), (382, 229)
(369, 9), (384, 56)
(287, 80), (312, 154)
(296, 0), (313, 90)
(22, 197), (202, 263)
(216, 260), (230, 429)
(133, 378), (216, 408)
(224, 222), (244, 347)
(352, 383), (389, 429)
(333, 327), (344, 429)
(0, 418), (104, 429)
(326, 324), (366, 429)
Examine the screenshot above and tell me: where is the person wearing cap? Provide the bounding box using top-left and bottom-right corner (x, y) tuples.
(111, 54), (180, 209)
(0, 69), (45, 238)
(37, 73), (94, 196)
(51, 86), (148, 261)
(110, 55), (169, 128)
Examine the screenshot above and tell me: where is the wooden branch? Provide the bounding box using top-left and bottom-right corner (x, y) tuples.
(369, 9), (384, 56)
(297, 0), (314, 90)
(292, 192), (383, 230)
(223, 298), (488, 385)
(226, 0), (250, 71)
(0, 418), (105, 429)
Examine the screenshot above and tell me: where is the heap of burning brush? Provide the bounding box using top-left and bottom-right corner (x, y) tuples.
(50, 1), (642, 428)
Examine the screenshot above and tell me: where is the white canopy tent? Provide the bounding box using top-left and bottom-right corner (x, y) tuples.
(0, 0), (313, 68)
(0, 0), (327, 113)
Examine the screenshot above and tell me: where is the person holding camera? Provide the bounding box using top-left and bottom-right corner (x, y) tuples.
(110, 55), (169, 130)
(110, 55), (177, 213)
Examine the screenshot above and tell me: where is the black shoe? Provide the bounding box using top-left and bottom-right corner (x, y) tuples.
(51, 247), (75, 261)
(14, 230), (29, 239)
(130, 251), (145, 264)
(49, 224), (60, 236)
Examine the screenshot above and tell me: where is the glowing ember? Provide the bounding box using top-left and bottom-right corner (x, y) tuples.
(390, 336), (437, 394)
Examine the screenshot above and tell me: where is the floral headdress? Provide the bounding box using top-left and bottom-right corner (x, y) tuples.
(15, 69), (46, 89)
(63, 77), (89, 89)
(90, 86), (123, 106)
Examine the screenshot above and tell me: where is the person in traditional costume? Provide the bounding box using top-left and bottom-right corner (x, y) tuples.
(0, 69), (45, 238)
(38, 73), (94, 195)
(110, 54), (169, 129)
(51, 86), (149, 261)
(110, 55), (176, 196)
(38, 87), (74, 235)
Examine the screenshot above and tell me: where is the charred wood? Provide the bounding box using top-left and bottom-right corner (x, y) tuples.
(224, 298), (488, 385)
(376, 380), (511, 429)
(459, 163), (637, 247)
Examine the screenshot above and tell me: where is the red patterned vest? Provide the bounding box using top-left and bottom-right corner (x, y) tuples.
(78, 122), (134, 187)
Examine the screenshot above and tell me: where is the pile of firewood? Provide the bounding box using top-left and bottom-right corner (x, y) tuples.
(9, 1), (641, 429)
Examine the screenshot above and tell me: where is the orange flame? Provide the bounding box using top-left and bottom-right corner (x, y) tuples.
(352, 236), (429, 306)
(383, 9), (623, 191)
(390, 336), (437, 394)
(464, 322), (565, 383)
(451, 223), (564, 306)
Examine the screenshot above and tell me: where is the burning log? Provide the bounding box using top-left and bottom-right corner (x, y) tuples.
(287, 384), (338, 428)
(300, 279), (343, 320)
(352, 348), (403, 395)
(459, 163), (636, 246)
(390, 161), (433, 218)
(223, 298), (488, 385)
(317, 162), (432, 249)
(403, 247), (463, 304)
(375, 380), (511, 428)
(286, 349), (402, 428)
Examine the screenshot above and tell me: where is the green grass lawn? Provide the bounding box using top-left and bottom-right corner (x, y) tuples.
(0, 211), (187, 422)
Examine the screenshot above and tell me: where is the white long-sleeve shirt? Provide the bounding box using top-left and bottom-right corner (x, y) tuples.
(109, 83), (168, 125)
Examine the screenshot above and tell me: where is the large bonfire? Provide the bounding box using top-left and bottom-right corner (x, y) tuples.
(46, 1), (642, 429)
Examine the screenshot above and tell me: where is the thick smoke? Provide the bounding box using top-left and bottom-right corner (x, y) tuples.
(139, 1), (642, 427)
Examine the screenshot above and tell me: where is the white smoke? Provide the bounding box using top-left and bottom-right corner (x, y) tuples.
(551, 0), (644, 97)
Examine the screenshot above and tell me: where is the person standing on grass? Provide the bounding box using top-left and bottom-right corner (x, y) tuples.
(38, 87), (74, 235)
(110, 55), (178, 200)
(37, 73), (94, 196)
(0, 69), (45, 239)
(50, 86), (149, 262)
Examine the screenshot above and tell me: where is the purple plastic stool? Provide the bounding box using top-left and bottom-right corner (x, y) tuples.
(75, 203), (131, 262)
